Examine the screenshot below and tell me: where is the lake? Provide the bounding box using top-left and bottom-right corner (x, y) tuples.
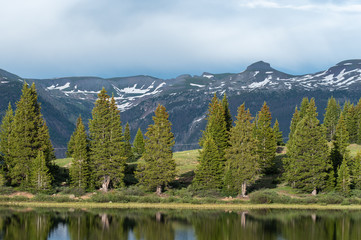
(0, 207), (360, 239)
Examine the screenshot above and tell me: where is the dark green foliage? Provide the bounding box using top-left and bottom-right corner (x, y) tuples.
(330, 113), (349, 175)
(30, 151), (52, 191)
(69, 116), (89, 189)
(199, 93), (228, 157)
(132, 128), (145, 160)
(124, 123), (134, 163)
(192, 137), (223, 190)
(353, 151), (361, 190)
(288, 107), (300, 140)
(224, 104), (260, 196)
(135, 105), (176, 194)
(254, 102), (276, 171)
(89, 89), (126, 191)
(0, 103), (14, 173)
(299, 97), (309, 119)
(273, 119), (284, 146)
(222, 93), (233, 132)
(8, 83), (55, 186)
(284, 98), (334, 193)
(345, 104), (358, 143)
(323, 96), (341, 141)
(336, 157), (351, 196)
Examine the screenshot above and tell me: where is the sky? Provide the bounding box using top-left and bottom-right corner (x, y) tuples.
(0, 0), (361, 79)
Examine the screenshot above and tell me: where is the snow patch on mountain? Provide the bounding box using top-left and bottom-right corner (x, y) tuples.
(190, 83), (205, 88)
(47, 82), (71, 90)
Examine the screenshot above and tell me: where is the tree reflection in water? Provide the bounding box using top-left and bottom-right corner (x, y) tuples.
(0, 208), (360, 239)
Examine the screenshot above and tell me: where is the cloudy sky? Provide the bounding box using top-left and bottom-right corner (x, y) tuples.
(0, 0), (360, 79)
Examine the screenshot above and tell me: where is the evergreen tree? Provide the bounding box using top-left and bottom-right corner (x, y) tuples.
(323, 96), (341, 141)
(199, 93), (228, 157)
(135, 105), (176, 194)
(330, 113), (349, 175)
(288, 107), (300, 141)
(254, 102), (276, 171)
(353, 151), (361, 190)
(0, 103), (14, 174)
(124, 123), (134, 162)
(66, 130), (76, 158)
(8, 82), (54, 186)
(336, 157), (351, 196)
(356, 98), (361, 144)
(222, 93), (233, 132)
(133, 128), (145, 160)
(273, 119), (284, 146)
(30, 151), (51, 191)
(89, 89), (125, 191)
(345, 104), (358, 143)
(299, 97), (309, 119)
(69, 116), (89, 189)
(192, 137), (223, 190)
(284, 98), (333, 193)
(224, 104), (260, 196)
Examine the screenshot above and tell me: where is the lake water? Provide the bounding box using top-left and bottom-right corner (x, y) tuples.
(0, 207), (360, 239)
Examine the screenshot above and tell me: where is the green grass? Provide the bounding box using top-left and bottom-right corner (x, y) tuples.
(348, 144), (361, 157)
(173, 149), (199, 175)
(54, 158), (72, 168)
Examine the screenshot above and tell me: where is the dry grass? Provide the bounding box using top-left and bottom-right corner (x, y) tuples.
(2, 201), (361, 210)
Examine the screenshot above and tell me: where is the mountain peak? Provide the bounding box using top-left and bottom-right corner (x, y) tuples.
(246, 61), (273, 71)
(336, 59), (361, 67)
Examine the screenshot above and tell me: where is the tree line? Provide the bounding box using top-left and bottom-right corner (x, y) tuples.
(1, 82), (361, 196)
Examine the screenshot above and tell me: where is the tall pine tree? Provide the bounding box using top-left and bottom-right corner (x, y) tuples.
(288, 107), (300, 141)
(69, 116), (89, 189)
(273, 119), (284, 146)
(254, 102), (276, 171)
(323, 96), (341, 141)
(284, 98), (333, 193)
(222, 93), (233, 132)
(135, 105), (176, 194)
(336, 157), (351, 196)
(124, 123), (134, 163)
(224, 104), (260, 197)
(0, 103), (14, 175)
(133, 128), (145, 160)
(353, 151), (361, 190)
(89, 89), (125, 191)
(192, 137), (223, 190)
(8, 82), (54, 186)
(30, 151), (52, 191)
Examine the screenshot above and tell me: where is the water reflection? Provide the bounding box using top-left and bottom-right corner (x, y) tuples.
(0, 207), (361, 239)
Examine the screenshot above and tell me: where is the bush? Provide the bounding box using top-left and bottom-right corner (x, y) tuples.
(316, 192), (344, 204)
(60, 187), (86, 197)
(90, 192), (130, 203)
(249, 189), (283, 204)
(33, 194), (54, 202)
(120, 186), (145, 196)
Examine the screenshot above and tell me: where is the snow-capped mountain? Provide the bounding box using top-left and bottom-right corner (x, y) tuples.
(2, 59), (361, 157)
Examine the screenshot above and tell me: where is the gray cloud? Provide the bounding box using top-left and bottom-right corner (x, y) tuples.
(0, 0), (360, 78)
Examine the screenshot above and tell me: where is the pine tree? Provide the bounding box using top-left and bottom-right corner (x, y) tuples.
(0, 103), (14, 174)
(192, 137), (223, 190)
(254, 102), (276, 171)
(89, 89), (125, 191)
(224, 104), (260, 197)
(299, 97), (309, 119)
(199, 93), (228, 157)
(355, 98), (361, 144)
(330, 112), (350, 176)
(222, 93), (233, 132)
(30, 151), (52, 191)
(353, 151), (361, 189)
(288, 107), (300, 141)
(336, 157), (351, 196)
(284, 98), (333, 193)
(69, 116), (89, 189)
(133, 128), (145, 160)
(345, 104), (358, 143)
(8, 82), (54, 186)
(323, 96), (341, 141)
(273, 119), (284, 146)
(135, 105), (176, 194)
(124, 123), (134, 163)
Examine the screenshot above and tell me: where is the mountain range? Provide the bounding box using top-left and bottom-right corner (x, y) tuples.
(1, 59), (361, 157)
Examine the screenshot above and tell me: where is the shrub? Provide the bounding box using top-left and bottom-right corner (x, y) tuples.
(249, 189), (282, 204)
(316, 192), (344, 204)
(120, 186), (145, 196)
(60, 187), (86, 197)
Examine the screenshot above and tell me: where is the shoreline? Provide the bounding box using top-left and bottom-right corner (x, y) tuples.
(1, 201), (361, 210)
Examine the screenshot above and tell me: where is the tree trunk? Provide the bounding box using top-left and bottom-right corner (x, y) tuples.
(241, 182), (247, 197)
(311, 188), (317, 196)
(101, 176), (110, 192)
(156, 185), (162, 195)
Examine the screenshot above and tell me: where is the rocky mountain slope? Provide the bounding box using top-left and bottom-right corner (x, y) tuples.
(2, 60), (361, 157)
